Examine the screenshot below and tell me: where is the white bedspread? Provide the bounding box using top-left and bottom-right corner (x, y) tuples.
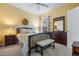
(17, 33), (28, 56)
(17, 32), (40, 56)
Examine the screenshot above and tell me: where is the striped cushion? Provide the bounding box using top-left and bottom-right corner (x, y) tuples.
(36, 39), (55, 47)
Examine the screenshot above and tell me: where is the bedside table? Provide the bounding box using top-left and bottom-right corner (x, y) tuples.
(72, 41), (79, 56)
(5, 35), (18, 46)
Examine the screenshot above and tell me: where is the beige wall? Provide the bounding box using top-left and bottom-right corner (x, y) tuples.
(40, 3), (79, 32)
(0, 4), (39, 45)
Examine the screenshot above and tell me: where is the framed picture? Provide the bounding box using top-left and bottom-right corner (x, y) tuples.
(22, 19), (28, 25)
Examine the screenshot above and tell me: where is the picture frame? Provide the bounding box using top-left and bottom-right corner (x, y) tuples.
(22, 19), (28, 25)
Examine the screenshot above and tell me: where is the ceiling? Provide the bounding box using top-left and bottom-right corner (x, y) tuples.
(9, 3), (67, 15)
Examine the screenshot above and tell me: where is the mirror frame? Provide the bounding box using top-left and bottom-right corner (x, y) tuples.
(53, 16), (65, 32)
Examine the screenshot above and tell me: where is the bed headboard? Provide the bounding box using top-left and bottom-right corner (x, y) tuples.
(17, 27), (33, 34)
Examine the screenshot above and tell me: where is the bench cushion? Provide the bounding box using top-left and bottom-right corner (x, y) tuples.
(36, 39), (55, 47)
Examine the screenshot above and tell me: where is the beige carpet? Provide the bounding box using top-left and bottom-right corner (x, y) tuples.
(0, 43), (72, 56)
(31, 43), (72, 56)
(0, 44), (21, 56)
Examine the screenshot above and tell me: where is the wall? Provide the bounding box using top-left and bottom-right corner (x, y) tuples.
(40, 3), (79, 32)
(67, 7), (79, 48)
(0, 4), (39, 45)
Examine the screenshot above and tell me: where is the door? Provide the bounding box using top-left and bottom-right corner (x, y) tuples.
(67, 7), (79, 48)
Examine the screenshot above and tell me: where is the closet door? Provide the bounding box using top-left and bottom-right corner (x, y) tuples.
(67, 7), (79, 48)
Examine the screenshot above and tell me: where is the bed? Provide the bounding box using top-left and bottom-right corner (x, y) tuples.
(16, 27), (35, 56)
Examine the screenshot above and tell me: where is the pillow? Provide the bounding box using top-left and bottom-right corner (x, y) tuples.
(20, 29), (28, 34)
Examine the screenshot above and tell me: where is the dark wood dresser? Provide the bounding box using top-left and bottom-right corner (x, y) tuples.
(5, 35), (18, 46)
(51, 31), (67, 46)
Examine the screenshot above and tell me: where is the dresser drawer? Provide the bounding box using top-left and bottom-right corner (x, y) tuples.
(5, 35), (18, 46)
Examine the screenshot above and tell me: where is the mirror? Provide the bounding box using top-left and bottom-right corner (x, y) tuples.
(53, 16), (65, 32)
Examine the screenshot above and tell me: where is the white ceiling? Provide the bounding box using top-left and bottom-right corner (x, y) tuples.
(9, 3), (67, 15)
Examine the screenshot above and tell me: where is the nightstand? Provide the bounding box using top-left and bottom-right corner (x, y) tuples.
(72, 41), (79, 56)
(5, 35), (18, 46)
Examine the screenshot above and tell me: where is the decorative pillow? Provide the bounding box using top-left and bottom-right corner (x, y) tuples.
(20, 29), (28, 34)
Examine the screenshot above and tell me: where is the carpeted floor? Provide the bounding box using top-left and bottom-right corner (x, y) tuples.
(0, 43), (72, 56)
(0, 44), (21, 56)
